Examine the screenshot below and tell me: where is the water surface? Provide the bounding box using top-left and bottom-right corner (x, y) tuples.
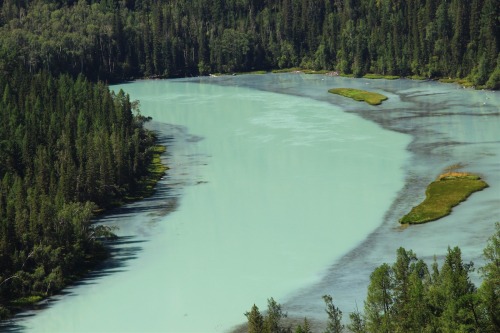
(3, 74), (499, 332)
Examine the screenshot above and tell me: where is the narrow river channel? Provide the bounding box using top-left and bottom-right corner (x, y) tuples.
(3, 74), (499, 332)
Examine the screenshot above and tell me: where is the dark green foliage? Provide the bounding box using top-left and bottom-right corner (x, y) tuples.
(479, 223), (500, 333)
(0, 69), (156, 316)
(264, 297), (290, 333)
(364, 263), (394, 333)
(245, 298), (290, 333)
(437, 247), (481, 331)
(322, 295), (343, 333)
(347, 307), (366, 333)
(0, 0), (497, 84)
(294, 318), (312, 333)
(246, 304), (264, 333)
(362, 243), (494, 333)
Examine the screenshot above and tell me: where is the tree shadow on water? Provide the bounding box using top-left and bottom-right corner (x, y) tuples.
(1, 129), (190, 332)
(0, 236), (146, 332)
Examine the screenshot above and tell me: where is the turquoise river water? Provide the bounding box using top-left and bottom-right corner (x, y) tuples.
(2, 74), (499, 332)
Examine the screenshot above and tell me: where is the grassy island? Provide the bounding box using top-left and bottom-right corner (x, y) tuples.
(400, 172), (488, 224)
(328, 88), (388, 105)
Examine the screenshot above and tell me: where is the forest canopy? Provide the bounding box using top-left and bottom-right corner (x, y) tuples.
(0, 69), (158, 317)
(0, 0), (498, 88)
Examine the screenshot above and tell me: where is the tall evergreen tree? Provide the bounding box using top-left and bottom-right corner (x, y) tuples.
(479, 223), (500, 333)
(322, 294), (344, 333)
(364, 263), (394, 333)
(246, 304), (265, 333)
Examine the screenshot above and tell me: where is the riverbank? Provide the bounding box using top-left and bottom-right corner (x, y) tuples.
(246, 73), (499, 325)
(124, 144), (169, 202)
(0, 135), (168, 321)
(211, 68), (497, 91)
(6, 75), (498, 333)
(4, 76), (412, 333)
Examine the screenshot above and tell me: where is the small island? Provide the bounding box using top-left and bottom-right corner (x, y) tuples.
(400, 172), (489, 224)
(328, 88), (388, 105)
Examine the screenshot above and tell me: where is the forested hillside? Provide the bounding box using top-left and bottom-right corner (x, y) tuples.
(1, 0), (498, 87)
(0, 70), (157, 317)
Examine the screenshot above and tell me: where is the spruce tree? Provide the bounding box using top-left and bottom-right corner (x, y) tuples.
(479, 223), (500, 333)
(246, 304), (264, 333)
(364, 263), (394, 333)
(323, 294), (344, 333)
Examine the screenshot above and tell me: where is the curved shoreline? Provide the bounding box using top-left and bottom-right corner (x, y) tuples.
(8, 77), (410, 333)
(4, 75), (498, 333)
(207, 73), (499, 329)
(0, 135), (169, 323)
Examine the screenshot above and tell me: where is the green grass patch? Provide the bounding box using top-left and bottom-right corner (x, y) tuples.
(328, 88), (388, 105)
(10, 295), (43, 306)
(408, 75), (427, 80)
(234, 70), (268, 75)
(303, 69), (332, 75)
(457, 79), (476, 88)
(363, 73), (400, 80)
(438, 77), (477, 88)
(339, 73), (355, 78)
(438, 78), (457, 84)
(400, 172), (488, 224)
(271, 67), (303, 73)
(271, 68), (332, 75)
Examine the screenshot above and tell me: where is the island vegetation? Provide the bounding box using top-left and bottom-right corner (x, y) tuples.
(400, 172), (489, 224)
(242, 223), (500, 333)
(328, 88), (388, 105)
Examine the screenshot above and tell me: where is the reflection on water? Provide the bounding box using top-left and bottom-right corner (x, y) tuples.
(4, 75), (499, 333)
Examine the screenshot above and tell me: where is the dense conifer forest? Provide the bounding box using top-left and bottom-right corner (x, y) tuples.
(0, 0), (498, 325)
(0, 69), (157, 318)
(0, 0), (499, 87)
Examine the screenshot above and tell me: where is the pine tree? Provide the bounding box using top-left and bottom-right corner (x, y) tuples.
(365, 263), (394, 333)
(438, 247), (481, 332)
(347, 306), (366, 333)
(263, 297), (287, 333)
(391, 248), (417, 332)
(246, 304), (264, 333)
(323, 294), (344, 333)
(294, 317), (312, 333)
(479, 223), (500, 333)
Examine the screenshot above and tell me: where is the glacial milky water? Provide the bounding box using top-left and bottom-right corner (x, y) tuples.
(2, 74), (499, 333)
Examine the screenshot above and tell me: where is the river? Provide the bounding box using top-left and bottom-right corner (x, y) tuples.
(2, 74), (499, 332)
